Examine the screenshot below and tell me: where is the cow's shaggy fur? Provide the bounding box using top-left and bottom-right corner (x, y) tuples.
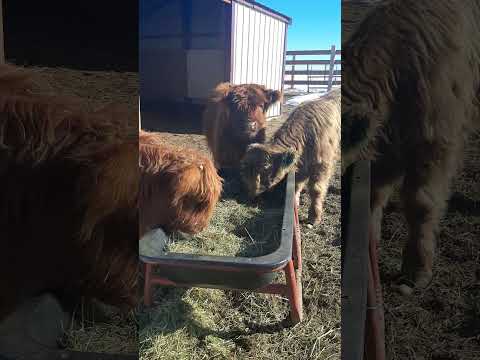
(0, 65), (138, 321)
(241, 87), (340, 225)
(139, 130), (222, 237)
(203, 82), (282, 169)
(341, 0), (480, 294)
(342, 0), (381, 45)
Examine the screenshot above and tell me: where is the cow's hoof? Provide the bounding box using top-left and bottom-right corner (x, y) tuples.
(306, 216), (321, 227)
(394, 271), (432, 296)
(395, 282), (415, 296)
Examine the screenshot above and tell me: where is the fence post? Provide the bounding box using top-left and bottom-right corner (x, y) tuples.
(307, 64), (310, 93)
(290, 54), (295, 89)
(327, 45), (336, 91)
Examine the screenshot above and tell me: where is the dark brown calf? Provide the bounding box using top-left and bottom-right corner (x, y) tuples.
(203, 82), (282, 169)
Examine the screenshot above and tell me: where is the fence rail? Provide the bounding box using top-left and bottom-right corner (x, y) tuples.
(284, 46), (341, 93)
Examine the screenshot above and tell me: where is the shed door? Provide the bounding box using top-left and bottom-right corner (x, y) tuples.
(231, 2), (287, 118)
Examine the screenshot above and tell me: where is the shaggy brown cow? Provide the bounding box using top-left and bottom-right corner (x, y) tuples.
(139, 130), (222, 237)
(341, 0), (480, 294)
(342, 0), (381, 45)
(203, 82), (282, 169)
(241, 88), (340, 226)
(0, 65), (138, 321)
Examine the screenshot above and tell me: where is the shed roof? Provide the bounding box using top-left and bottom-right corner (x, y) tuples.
(224, 0), (292, 25)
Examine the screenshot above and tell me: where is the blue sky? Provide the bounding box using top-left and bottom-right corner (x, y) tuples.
(258, 0), (341, 51)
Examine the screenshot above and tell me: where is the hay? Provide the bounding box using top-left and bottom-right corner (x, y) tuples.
(138, 112), (341, 360)
(65, 304), (137, 354)
(166, 176), (284, 257)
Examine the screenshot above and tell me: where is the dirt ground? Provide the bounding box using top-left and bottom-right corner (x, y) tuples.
(380, 133), (480, 360)
(22, 64), (139, 354)
(138, 99), (341, 360)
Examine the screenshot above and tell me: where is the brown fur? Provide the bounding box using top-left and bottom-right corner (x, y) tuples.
(0, 66), (138, 321)
(203, 82), (282, 169)
(341, 0), (480, 293)
(139, 130), (222, 237)
(342, 0), (381, 45)
(241, 88), (340, 225)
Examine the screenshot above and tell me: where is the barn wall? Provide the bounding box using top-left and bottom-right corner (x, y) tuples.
(186, 50), (225, 99)
(140, 0), (227, 106)
(231, 1), (288, 118)
(141, 48), (187, 101)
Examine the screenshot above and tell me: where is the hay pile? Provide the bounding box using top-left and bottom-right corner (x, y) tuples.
(65, 304), (137, 354)
(166, 175), (284, 258)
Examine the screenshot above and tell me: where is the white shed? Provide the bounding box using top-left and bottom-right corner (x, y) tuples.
(140, 0), (291, 119)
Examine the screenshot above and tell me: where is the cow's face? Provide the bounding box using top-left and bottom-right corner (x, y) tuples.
(240, 143), (297, 198)
(213, 83), (282, 141)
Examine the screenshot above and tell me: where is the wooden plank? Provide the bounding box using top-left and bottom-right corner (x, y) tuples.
(284, 80), (341, 86)
(341, 160), (371, 360)
(290, 54), (295, 88)
(327, 45), (336, 91)
(285, 70), (341, 76)
(287, 49), (332, 56)
(286, 49), (342, 56)
(285, 59), (342, 65)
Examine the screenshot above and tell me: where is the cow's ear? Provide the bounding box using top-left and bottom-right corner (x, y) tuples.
(272, 150), (297, 172)
(341, 110), (371, 152)
(264, 89), (282, 108)
(211, 82), (232, 102)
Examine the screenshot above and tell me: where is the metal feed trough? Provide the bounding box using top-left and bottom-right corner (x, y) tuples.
(140, 172), (304, 324)
(342, 160), (386, 360)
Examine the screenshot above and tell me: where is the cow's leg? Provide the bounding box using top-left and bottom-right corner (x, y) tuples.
(294, 177), (308, 209)
(370, 160), (404, 246)
(398, 145), (460, 295)
(307, 161), (335, 225)
(370, 183), (395, 245)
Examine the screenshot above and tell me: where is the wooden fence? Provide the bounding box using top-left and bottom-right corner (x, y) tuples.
(284, 46), (341, 93)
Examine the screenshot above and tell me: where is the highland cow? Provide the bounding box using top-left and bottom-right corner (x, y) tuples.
(241, 87), (340, 226)
(0, 65), (138, 321)
(139, 130), (222, 237)
(341, 0), (480, 294)
(203, 82), (282, 169)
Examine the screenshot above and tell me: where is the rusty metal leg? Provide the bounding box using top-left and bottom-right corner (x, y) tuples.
(293, 202), (302, 271)
(364, 224), (386, 360)
(143, 263), (153, 307)
(285, 260), (303, 324)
